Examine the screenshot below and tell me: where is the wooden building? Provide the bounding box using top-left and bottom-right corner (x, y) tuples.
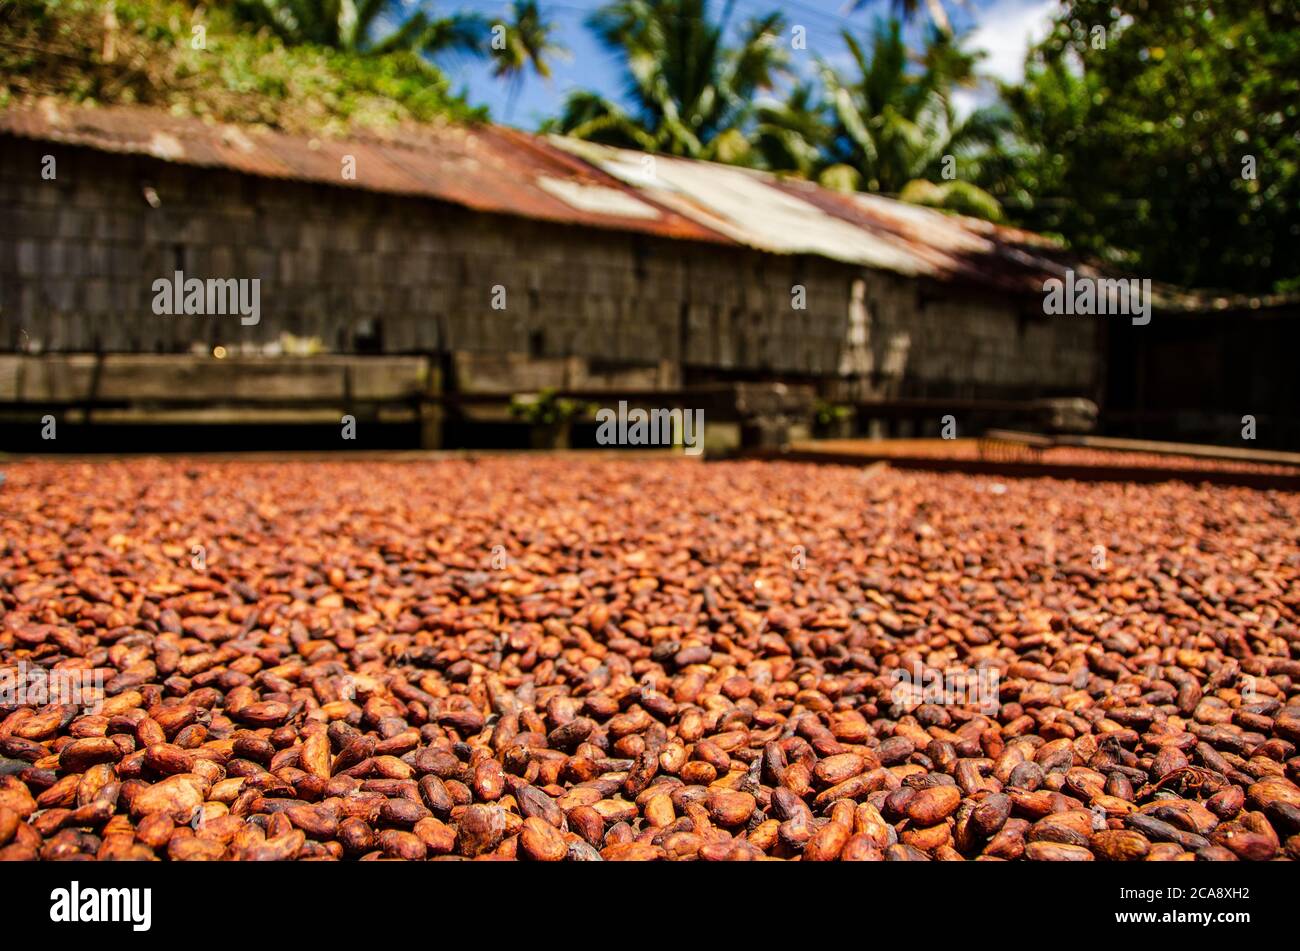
(0, 99), (1128, 448)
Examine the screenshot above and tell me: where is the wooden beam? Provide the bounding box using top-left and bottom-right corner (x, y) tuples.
(1057, 434), (1300, 467)
(977, 429), (1300, 467)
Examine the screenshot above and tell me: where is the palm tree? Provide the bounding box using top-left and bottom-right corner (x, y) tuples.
(543, 0), (788, 162)
(232, 0), (487, 57)
(993, 53), (1098, 237)
(817, 20), (1009, 217)
(489, 1), (568, 114)
(751, 82), (832, 179)
(846, 0), (962, 36)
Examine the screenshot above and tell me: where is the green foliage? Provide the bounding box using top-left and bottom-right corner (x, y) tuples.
(541, 0), (787, 162)
(231, 0), (487, 56)
(1000, 0), (1300, 292)
(816, 20), (1009, 217)
(544, 6), (1004, 219)
(509, 389), (590, 426)
(751, 82), (832, 179)
(813, 400), (852, 426)
(230, 0), (568, 106)
(742, 20), (1008, 218)
(898, 179), (1002, 221)
(0, 0), (483, 133)
(488, 1), (567, 112)
(846, 0), (957, 36)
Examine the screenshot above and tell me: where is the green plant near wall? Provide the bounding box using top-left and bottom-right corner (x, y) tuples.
(508, 389), (591, 426)
(0, 0), (483, 133)
(813, 400), (852, 426)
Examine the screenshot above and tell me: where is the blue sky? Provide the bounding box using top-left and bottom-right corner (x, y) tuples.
(442, 0), (1060, 128)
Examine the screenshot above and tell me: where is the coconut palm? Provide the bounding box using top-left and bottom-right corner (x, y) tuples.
(817, 20), (1009, 216)
(846, 0), (964, 36)
(232, 0), (487, 56)
(489, 1), (568, 113)
(751, 83), (832, 178)
(543, 0), (788, 162)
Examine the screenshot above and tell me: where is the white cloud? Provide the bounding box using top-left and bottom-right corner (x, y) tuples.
(952, 0), (1059, 119)
(968, 0), (1058, 84)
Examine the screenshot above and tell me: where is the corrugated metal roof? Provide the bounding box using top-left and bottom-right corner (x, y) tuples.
(553, 138), (1091, 292)
(550, 138), (931, 276)
(0, 99), (724, 244)
(2, 99), (1086, 292)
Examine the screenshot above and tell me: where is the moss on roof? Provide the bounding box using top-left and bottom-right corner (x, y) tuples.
(0, 0), (485, 136)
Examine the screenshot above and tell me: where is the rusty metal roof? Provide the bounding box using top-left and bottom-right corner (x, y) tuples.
(553, 137), (1077, 293)
(2, 99), (1083, 292)
(0, 99), (724, 244)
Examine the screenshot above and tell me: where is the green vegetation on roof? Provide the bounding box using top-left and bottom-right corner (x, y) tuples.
(0, 0), (486, 134)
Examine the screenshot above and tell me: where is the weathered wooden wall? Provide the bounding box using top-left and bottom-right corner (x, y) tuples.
(0, 138), (1099, 399)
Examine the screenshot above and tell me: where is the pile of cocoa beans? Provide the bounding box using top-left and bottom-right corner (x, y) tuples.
(1, 457), (1297, 861)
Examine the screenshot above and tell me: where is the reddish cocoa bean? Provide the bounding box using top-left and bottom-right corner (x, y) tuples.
(2, 458), (1297, 863)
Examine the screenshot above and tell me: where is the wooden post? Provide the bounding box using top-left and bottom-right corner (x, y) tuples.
(419, 358), (444, 450)
(733, 382), (814, 451)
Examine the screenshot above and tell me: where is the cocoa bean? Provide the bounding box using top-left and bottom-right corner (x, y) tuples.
(1, 457), (1296, 862)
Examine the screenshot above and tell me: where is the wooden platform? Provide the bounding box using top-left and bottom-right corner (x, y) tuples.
(755, 438), (1300, 491)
